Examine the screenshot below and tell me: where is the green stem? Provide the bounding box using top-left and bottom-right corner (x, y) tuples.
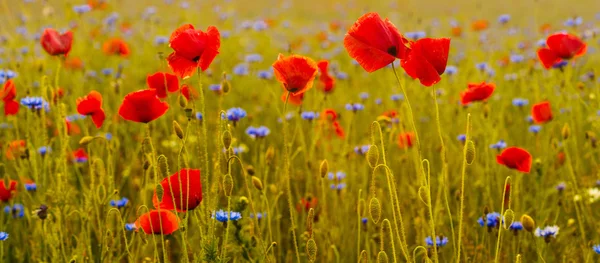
(457, 114), (472, 263)
(282, 93), (301, 263)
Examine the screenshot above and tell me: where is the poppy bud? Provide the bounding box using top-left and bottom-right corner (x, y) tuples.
(307, 208), (315, 236)
(173, 121), (184, 140)
(520, 214), (535, 232)
(179, 95), (188, 108)
(367, 145), (379, 168)
(251, 176), (263, 191)
(358, 198), (366, 218)
(378, 251), (389, 263)
(79, 136), (96, 146)
(142, 137), (153, 155)
(185, 108), (193, 119)
(265, 146), (275, 165)
(237, 196), (249, 211)
(157, 155), (169, 178)
(465, 140), (476, 165)
(306, 238), (317, 262)
(516, 254), (522, 263)
(483, 104), (490, 118)
(503, 209), (515, 230)
(369, 197), (381, 224)
(222, 130), (232, 149)
(561, 123), (570, 139)
(219, 153), (229, 175)
(360, 250), (368, 263)
(223, 174), (233, 197)
(246, 165), (255, 175)
(155, 184), (164, 202)
(221, 80), (231, 94)
(34, 204), (48, 220)
(319, 159), (328, 178)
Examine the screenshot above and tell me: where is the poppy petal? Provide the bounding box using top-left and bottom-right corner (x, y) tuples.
(147, 72), (180, 98)
(537, 48), (560, 69)
(90, 110), (106, 128)
(4, 100), (19, 116)
(496, 147), (532, 173)
(169, 24), (195, 43)
(152, 168), (202, 212)
(118, 90), (169, 123)
(546, 33), (586, 59)
(344, 34), (396, 73)
(76, 91), (103, 115)
(531, 101), (553, 124)
(167, 52), (198, 79)
(135, 210), (179, 235)
(415, 38), (451, 75)
(272, 54), (318, 95)
(198, 26), (220, 71)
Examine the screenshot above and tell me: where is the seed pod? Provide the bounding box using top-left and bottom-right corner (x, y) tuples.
(265, 146), (275, 165)
(377, 251), (389, 263)
(157, 155), (169, 178)
(251, 176), (263, 191)
(369, 197), (381, 224)
(173, 121), (184, 139)
(307, 208), (315, 237)
(516, 254), (522, 263)
(222, 130), (232, 149)
(358, 198), (366, 218)
(179, 94), (188, 108)
(503, 209), (515, 230)
(561, 123), (570, 139)
(246, 165), (255, 175)
(143, 160), (151, 170)
(155, 183), (164, 201)
(142, 137), (153, 155)
(465, 140), (475, 165)
(360, 250), (368, 263)
(306, 238), (317, 262)
(220, 152), (229, 175)
(221, 80), (231, 94)
(520, 214), (535, 232)
(223, 174), (234, 196)
(366, 145), (379, 168)
(79, 136), (95, 146)
(184, 108), (193, 119)
(319, 159), (329, 178)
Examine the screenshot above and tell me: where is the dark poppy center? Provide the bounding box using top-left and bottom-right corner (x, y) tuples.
(387, 46), (397, 56)
(192, 56), (200, 62)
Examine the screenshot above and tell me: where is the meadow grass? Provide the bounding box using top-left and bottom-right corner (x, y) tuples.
(1, 0), (600, 262)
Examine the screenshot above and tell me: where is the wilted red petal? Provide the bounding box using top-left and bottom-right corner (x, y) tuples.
(5, 140), (26, 160)
(102, 38), (130, 57)
(496, 147), (532, 173)
(40, 29), (73, 56)
(273, 54), (318, 95)
(398, 132), (414, 148)
(460, 82), (495, 105)
(531, 101), (553, 124)
(135, 210), (179, 235)
(152, 168), (202, 212)
(147, 72), (179, 98)
(118, 90), (169, 123)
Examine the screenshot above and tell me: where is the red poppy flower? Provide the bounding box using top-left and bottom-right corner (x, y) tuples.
(537, 33), (586, 69)
(40, 28), (73, 56)
(152, 168), (202, 212)
(1, 80), (19, 116)
(72, 148), (88, 162)
(531, 101), (553, 124)
(147, 72), (179, 99)
(398, 132), (414, 148)
(296, 197), (318, 212)
(102, 38), (130, 57)
(460, 82), (495, 105)
(167, 24), (221, 79)
(76, 90), (105, 128)
(401, 38), (451, 87)
(344, 12), (409, 72)
(471, 20), (489, 31)
(382, 110), (398, 119)
(88, 0), (108, 9)
(0, 179), (18, 202)
(317, 60), (335, 93)
(52, 87), (65, 103)
(180, 84), (198, 101)
(496, 147), (532, 173)
(65, 120), (81, 136)
(282, 91), (304, 106)
(323, 108), (338, 121)
(333, 121), (345, 138)
(135, 210), (179, 235)
(118, 90), (169, 123)
(273, 54), (318, 96)
(5, 140), (26, 160)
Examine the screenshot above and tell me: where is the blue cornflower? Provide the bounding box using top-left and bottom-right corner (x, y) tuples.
(509, 222), (523, 231)
(245, 54), (263, 63)
(564, 17), (582, 27)
(512, 98), (529, 107)
(0, 232), (7, 241)
(556, 182), (566, 191)
(335, 71), (348, 80)
(257, 70), (273, 79)
(277, 112), (294, 123)
(359, 92), (369, 100)
(374, 98), (382, 105)
(0, 123), (11, 129)
(327, 171), (346, 181)
(537, 39), (547, 47)
(66, 114), (86, 122)
(20, 47), (29, 55)
(526, 115), (533, 123)
(457, 134), (466, 142)
(246, 126), (270, 138)
(330, 183), (346, 190)
(361, 217), (368, 225)
(155, 36), (169, 45)
(529, 125), (542, 134)
(489, 140), (507, 150)
(103, 12), (119, 26)
(73, 4), (92, 14)
(212, 210), (242, 222)
(4, 204), (25, 218)
(20, 97), (49, 111)
(345, 103), (364, 112)
(125, 223), (137, 231)
(223, 107), (247, 122)
(535, 226), (559, 240)
(478, 212), (502, 228)
(209, 84), (222, 92)
(221, 31), (231, 38)
(180, 1), (190, 9)
(476, 62), (489, 71)
(253, 20), (268, 31)
(109, 197), (129, 208)
(250, 212), (266, 220)
(38, 146), (51, 156)
(405, 31), (426, 40)
(233, 63), (249, 75)
(445, 65), (458, 75)
(391, 94), (404, 101)
(354, 145), (370, 155)
(301, 111), (319, 120)
(425, 236), (448, 247)
(104, 133), (113, 140)
(593, 244), (600, 254)
(498, 14), (511, 24)
(486, 68), (496, 77)
(552, 61), (568, 69)
(510, 54), (524, 63)
(15, 26), (28, 36)
(25, 182), (37, 191)
(5, 70), (16, 79)
(101, 68), (113, 76)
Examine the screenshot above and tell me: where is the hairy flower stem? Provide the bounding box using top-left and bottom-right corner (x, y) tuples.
(456, 114), (471, 262)
(282, 93), (301, 263)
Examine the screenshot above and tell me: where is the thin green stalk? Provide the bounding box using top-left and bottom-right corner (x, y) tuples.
(282, 92), (301, 263)
(494, 176), (511, 263)
(221, 196), (232, 260)
(196, 68), (211, 236)
(457, 113), (472, 263)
